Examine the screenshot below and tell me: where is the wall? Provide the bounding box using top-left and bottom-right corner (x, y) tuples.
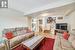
(27, 17), (32, 29)
(0, 8), (28, 37)
(67, 11), (75, 33)
(35, 15), (65, 32)
(35, 11), (75, 33)
(32, 9), (75, 34)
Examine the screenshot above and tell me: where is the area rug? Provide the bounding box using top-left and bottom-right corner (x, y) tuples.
(34, 37), (55, 50)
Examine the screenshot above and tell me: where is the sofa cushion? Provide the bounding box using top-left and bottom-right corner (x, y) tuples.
(13, 32), (18, 37)
(10, 33), (34, 48)
(26, 29), (32, 33)
(10, 36), (20, 48)
(16, 30), (27, 36)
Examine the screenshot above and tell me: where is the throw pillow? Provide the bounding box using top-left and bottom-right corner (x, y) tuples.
(5, 32), (14, 39)
(62, 32), (70, 40)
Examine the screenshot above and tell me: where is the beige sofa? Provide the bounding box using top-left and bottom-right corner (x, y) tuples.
(2, 27), (34, 50)
(10, 33), (34, 49)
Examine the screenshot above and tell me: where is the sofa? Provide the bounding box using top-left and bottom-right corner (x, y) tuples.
(0, 37), (9, 50)
(53, 33), (75, 50)
(2, 27), (34, 50)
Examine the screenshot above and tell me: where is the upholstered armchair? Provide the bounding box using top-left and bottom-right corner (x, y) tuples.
(53, 33), (75, 50)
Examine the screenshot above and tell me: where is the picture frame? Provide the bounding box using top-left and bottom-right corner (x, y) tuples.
(58, 17), (63, 20)
(47, 17), (56, 23)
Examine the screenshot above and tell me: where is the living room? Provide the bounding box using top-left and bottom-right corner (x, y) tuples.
(0, 0), (75, 50)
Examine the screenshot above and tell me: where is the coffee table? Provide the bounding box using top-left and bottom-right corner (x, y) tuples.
(22, 35), (44, 50)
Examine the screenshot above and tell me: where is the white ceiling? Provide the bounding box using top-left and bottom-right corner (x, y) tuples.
(8, 0), (75, 15)
(8, 0), (60, 12)
(26, 3), (75, 17)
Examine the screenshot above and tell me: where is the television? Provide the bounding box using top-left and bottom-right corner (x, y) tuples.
(56, 23), (67, 30)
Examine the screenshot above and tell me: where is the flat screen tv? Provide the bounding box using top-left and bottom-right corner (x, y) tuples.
(56, 23), (67, 30)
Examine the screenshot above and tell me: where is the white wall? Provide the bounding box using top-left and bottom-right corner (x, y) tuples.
(31, 10), (75, 34)
(67, 11), (75, 33)
(0, 8), (28, 36)
(27, 17), (32, 29)
(43, 11), (75, 33)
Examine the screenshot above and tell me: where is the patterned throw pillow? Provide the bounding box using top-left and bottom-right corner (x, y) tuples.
(5, 32), (14, 39)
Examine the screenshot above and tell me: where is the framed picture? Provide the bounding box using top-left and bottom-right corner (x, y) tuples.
(58, 17), (63, 20)
(47, 17), (56, 23)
